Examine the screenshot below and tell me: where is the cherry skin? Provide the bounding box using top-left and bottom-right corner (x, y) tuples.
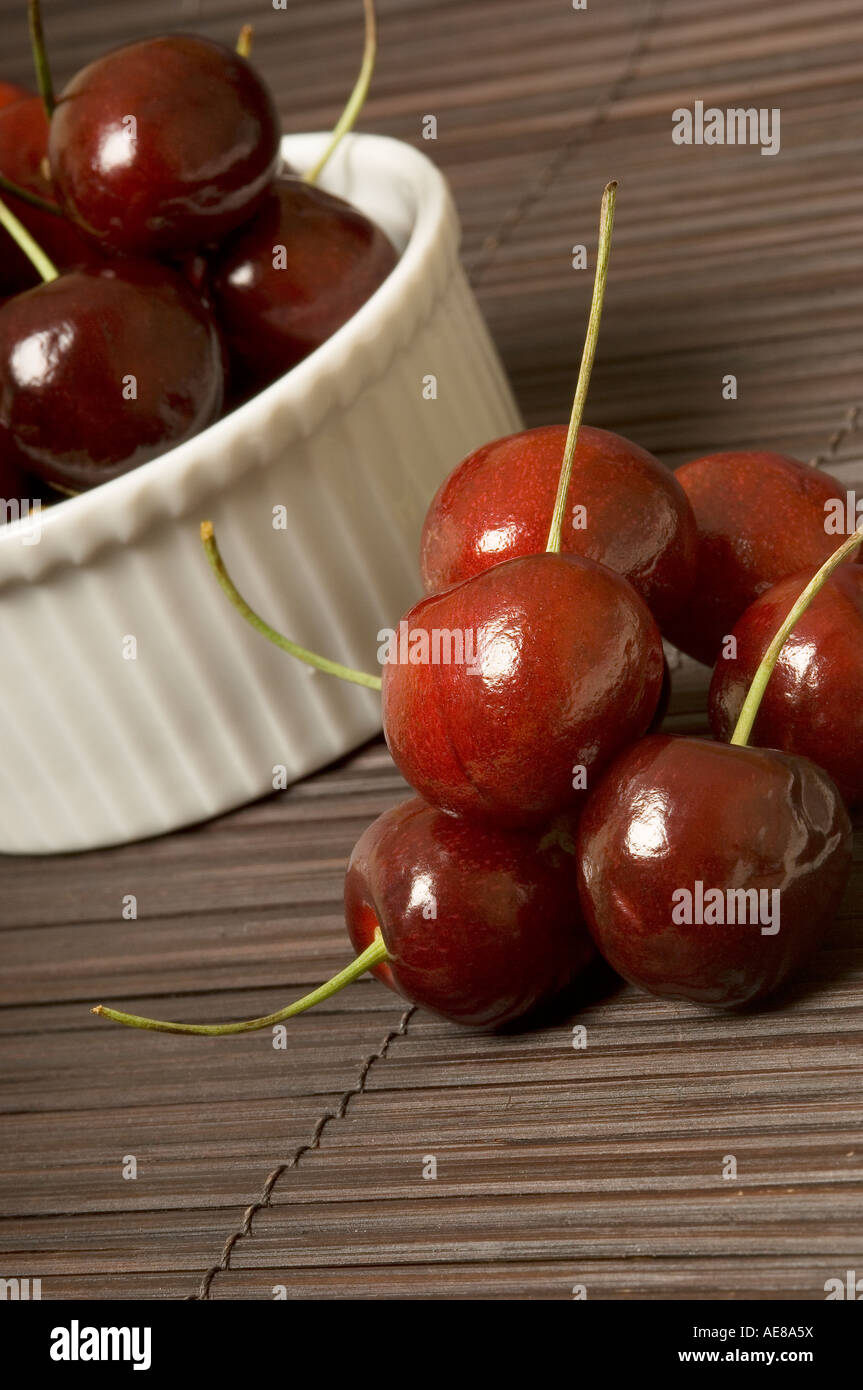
(0, 447), (27, 515)
(344, 796), (595, 1027)
(0, 82), (29, 112)
(649, 657), (671, 731)
(0, 262), (225, 491)
(48, 36), (281, 256)
(709, 565), (863, 808)
(577, 734), (852, 1008)
(420, 424), (698, 631)
(663, 451), (853, 665)
(208, 177), (398, 398)
(0, 95), (97, 295)
(382, 551), (665, 828)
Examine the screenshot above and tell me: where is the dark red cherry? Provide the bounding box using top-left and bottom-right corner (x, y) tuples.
(93, 795), (596, 1035)
(649, 657), (671, 731)
(0, 95), (97, 295)
(664, 451), (853, 665)
(0, 262), (225, 491)
(577, 735), (852, 1008)
(381, 551), (665, 828)
(0, 446), (26, 514)
(709, 565), (863, 807)
(420, 424), (698, 631)
(48, 36), (281, 256)
(344, 797), (595, 1027)
(208, 177), (398, 397)
(0, 82), (29, 112)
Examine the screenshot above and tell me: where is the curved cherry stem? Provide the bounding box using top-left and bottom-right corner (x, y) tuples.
(236, 24), (253, 58)
(200, 521), (382, 690)
(303, 0), (377, 186)
(0, 191), (58, 281)
(546, 180), (617, 555)
(92, 930), (390, 1035)
(28, 0), (54, 120)
(0, 171), (63, 217)
(730, 520), (863, 747)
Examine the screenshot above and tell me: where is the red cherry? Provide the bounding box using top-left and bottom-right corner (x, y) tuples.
(650, 657), (671, 731)
(208, 178), (398, 397)
(48, 36), (281, 256)
(0, 95), (96, 295)
(0, 445), (26, 512)
(93, 796), (596, 1034)
(577, 735), (851, 1008)
(709, 565), (863, 807)
(0, 82), (30, 112)
(0, 262), (225, 491)
(420, 424), (698, 630)
(381, 551), (665, 827)
(344, 797), (595, 1026)
(664, 451), (852, 665)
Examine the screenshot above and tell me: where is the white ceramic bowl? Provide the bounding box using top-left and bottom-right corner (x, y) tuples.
(0, 133), (521, 854)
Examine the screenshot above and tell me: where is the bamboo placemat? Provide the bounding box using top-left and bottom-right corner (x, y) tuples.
(1, 0), (861, 1299)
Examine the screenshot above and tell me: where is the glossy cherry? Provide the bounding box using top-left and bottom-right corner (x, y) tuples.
(0, 95), (95, 295)
(0, 82), (29, 112)
(382, 550), (665, 826)
(664, 450), (853, 665)
(48, 36), (281, 256)
(0, 448), (26, 513)
(709, 565), (863, 807)
(344, 797), (595, 1026)
(209, 177), (398, 398)
(420, 424), (698, 630)
(578, 529), (863, 1007)
(93, 796), (595, 1033)
(577, 735), (851, 1008)
(0, 262), (225, 491)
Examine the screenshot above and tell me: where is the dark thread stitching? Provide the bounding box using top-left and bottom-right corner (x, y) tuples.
(466, 0), (662, 290)
(193, 1005), (415, 1300)
(811, 405), (862, 469)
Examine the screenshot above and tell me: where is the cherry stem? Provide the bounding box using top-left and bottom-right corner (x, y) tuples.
(28, 0), (54, 120)
(0, 191), (58, 281)
(546, 180), (618, 554)
(236, 24), (253, 58)
(0, 171), (62, 217)
(730, 520), (863, 747)
(92, 930), (390, 1035)
(303, 0), (377, 186)
(200, 521), (382, 690)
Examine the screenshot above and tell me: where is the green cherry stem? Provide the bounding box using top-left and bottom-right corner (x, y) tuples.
(0, 171), (63, 217)
(0, 191), (58, 281)
(236, 24), (253, 58)
(92, 930), (390, 1035)
(546, 180), (617, 555)
(200, 521), (382, 690)
(303, 0), (377, 186)
(730, 520), (863, 747)
(28, 0), (55, 120)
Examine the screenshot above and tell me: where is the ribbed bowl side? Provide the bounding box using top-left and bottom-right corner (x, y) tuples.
(0, 258), (520, 853)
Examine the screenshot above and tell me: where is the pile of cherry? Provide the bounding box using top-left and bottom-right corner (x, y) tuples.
(0, 3), (395, 497)
(94, 182), (863, 1043)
